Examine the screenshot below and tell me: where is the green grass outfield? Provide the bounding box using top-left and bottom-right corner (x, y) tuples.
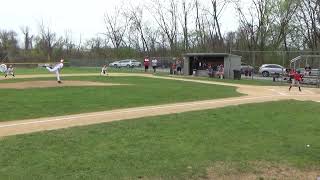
(14, 66), (287, 86)
(0, 100), (319, 179)
(14, 67), (160, 75)
(0, 76), (240, 122)
(159, 74), (287, 86)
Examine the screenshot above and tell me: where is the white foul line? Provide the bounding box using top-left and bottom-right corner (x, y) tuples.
(0, 95), (279, 129)
(268, 89), (288, 96)
(305, 90), (315, 94)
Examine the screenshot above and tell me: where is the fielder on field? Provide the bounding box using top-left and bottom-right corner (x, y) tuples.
(101, 64), (108, 75)
(43, 59), (64, 83)
(0, 64), (7, 75)
(5, 65), (15, 77)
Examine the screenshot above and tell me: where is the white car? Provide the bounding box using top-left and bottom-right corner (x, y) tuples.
(259, 64), (286, 77)
(109, 59), (141, 68)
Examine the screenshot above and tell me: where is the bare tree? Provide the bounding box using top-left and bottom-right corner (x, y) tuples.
(236, 0), (273, 51)
(295, 0), (320, 51)
(20, 26), (33, 50)
(37, 22), (62, 61)
(271, 0), (299, 51)
(150, 0), (179, 52)
(127, 6), (150, 53)
(195, 0), (204, 47)
(211, 0), (223, 41)
(63, 29), (75, 55)
(0, 30), (19, 57)
(180, 0), (193, 51)
(103, 8), (128, 49)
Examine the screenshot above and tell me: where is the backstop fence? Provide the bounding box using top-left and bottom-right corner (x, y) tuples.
(231, 50), (320, 87)
(1, 50), (320, 87)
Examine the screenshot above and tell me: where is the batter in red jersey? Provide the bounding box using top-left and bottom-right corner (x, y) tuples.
(289, 70), (303, 92)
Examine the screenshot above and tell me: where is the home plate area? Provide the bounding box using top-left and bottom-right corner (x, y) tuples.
(267, 86), (319, 96)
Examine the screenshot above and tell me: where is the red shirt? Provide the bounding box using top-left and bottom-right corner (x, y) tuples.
(289, 70), (295, 76)
(144, 59), (150, 66)
(294, 73), (302, 81)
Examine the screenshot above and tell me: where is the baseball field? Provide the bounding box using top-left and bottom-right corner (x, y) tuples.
(0, 69), (319, 179)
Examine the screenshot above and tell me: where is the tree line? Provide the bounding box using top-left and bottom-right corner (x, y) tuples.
(0, 0), (319, 64)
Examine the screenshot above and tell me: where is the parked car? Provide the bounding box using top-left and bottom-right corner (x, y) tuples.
(109, 59), (141, 68)
(240, 62), (254, 74)
(258, 64), (286, 77)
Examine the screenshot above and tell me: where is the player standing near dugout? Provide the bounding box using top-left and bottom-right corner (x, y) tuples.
(151, 58), (158, 73)
(43, 59), (64, 83)
(289, 70), (303, 92)
(176, 60), (182, 75)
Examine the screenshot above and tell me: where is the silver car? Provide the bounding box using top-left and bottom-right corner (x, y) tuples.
(109, 59), (141, 68)
(259, 64), (286, 77)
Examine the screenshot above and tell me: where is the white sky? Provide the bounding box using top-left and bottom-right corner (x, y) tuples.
(0, 0), (251, 45)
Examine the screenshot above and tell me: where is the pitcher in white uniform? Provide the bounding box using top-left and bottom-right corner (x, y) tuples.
(43, 59), (64, 83)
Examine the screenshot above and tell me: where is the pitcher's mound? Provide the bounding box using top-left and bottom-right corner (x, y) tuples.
(0, 81), (128, 89)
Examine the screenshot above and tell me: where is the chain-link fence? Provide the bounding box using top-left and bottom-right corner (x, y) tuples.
(67, 57), (176, 68)
(66, 57), (175, 73)
(231, 50), (320, 87)
(3, 51), (320, 87)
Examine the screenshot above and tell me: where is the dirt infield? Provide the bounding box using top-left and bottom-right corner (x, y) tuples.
(0, 73), (319, 137)
(0, 80), (128, 89)
(207, 161), (319, 179)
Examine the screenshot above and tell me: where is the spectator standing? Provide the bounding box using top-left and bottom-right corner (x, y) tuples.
(151, 58), (158, 73)
(208, 64), (213, 78)
(217, 64), (224, 79)
(305, 64), (311, 76)
(172, 63), (176, 75)
(176, 60), (182, 75)
(144, 56), (150, 72)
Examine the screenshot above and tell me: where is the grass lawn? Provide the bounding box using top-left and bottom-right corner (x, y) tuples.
(14, 66), (286, 86)
(160, 74), (287, 86)
(14, 67), (100, 74)
(14, 67), (164, 75)
(0, 76), (240, 121)
(0, 100), (319, 179)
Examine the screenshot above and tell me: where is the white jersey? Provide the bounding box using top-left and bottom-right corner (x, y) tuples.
(54, 63), (64, 71)
(0, 64), (7, 73)
(6, 67), (14, 74)
(151, 59), (158, 67)
(46, 62), (63, 81)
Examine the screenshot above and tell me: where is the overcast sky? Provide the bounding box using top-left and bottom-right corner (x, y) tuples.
(0, 0), (250, 44)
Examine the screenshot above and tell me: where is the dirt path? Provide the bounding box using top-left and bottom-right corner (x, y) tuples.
(0, 73), (319, 137)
